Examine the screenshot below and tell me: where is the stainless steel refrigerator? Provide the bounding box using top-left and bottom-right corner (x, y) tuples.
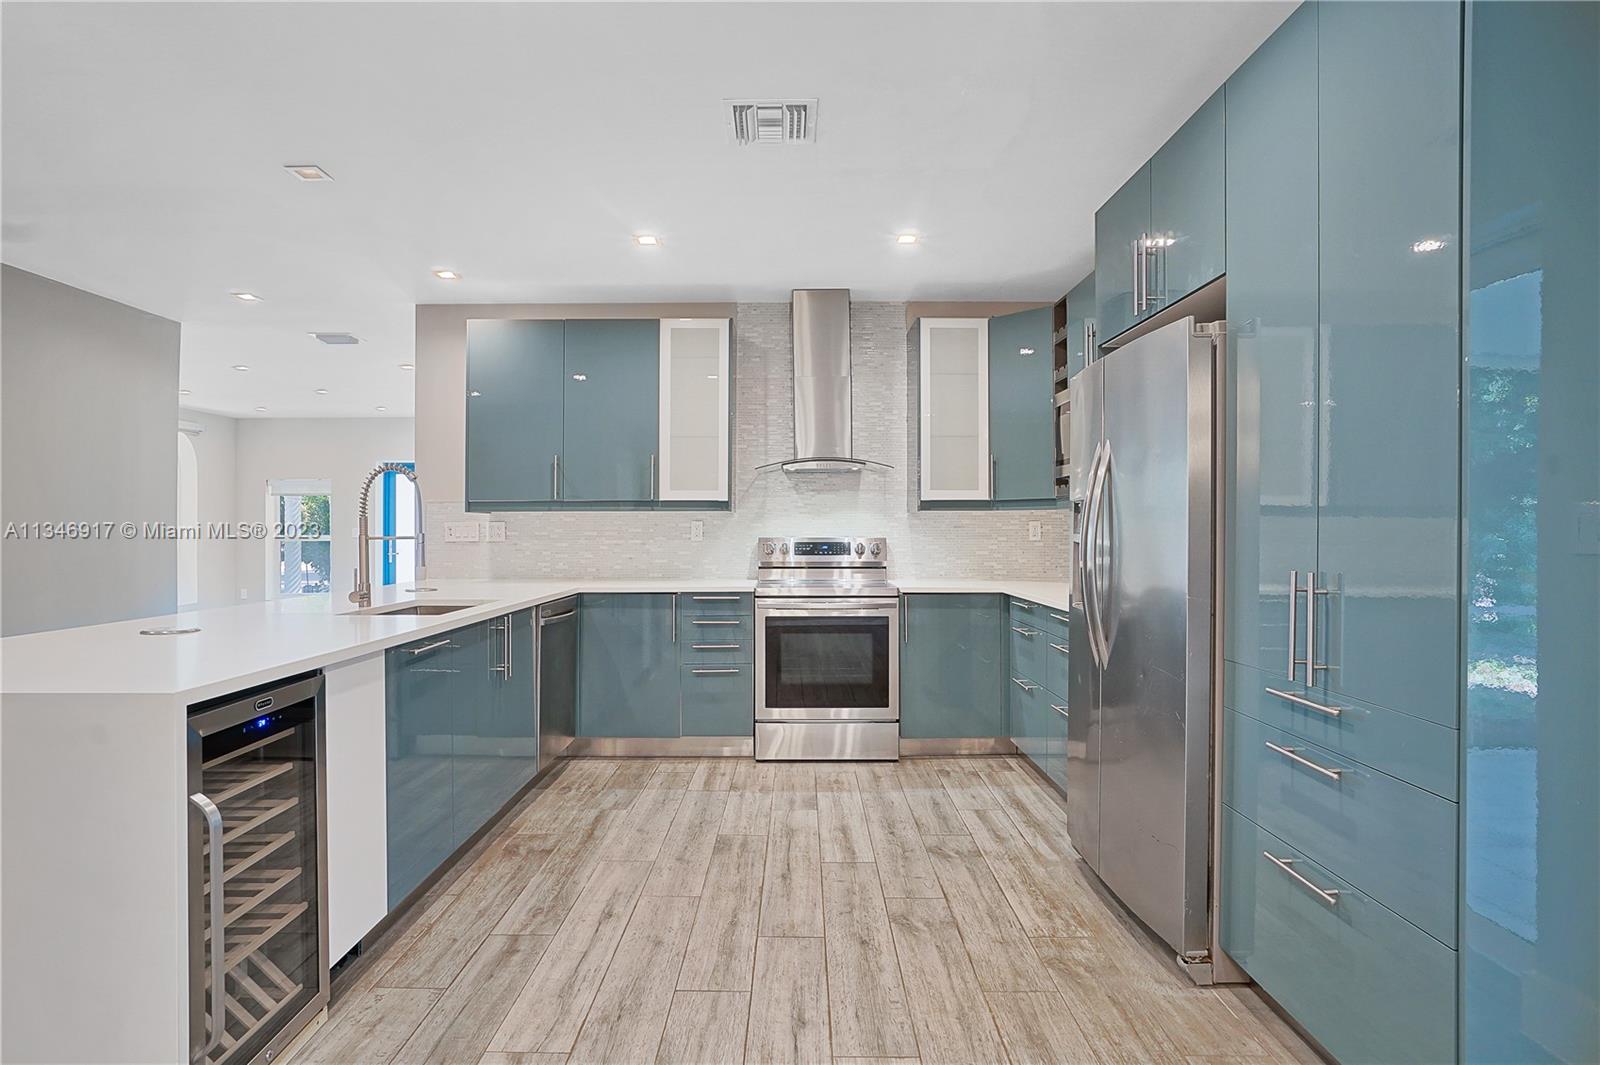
(1067, 315), (1218, 967)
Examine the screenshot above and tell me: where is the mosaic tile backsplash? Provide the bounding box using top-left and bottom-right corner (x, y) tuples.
(425, 301), (1070, 582)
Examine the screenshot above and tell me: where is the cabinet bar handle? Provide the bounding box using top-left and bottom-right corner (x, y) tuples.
(1049, 612), (1069, 624)
(1263, 851), (1340, 907)
(190, 792), (226, 1059)
(691, 595), (743, 601)
(650, 452), (657, 501)
(1011, 625), (1039, 637)
(403, 638), (453, 655)
(1048, 642), (1068, 654)
(692, 643), (741, 650)
(503, 614), (512, 679)
(1287, 569), (1299, 681)
(539, 610), (575, 627)
(1013, 602), (1034, 612)
(1264, 687), (1341, 718)
(1050, 704), (1068, 717)
(1304, 563), (1316, 685)
(692, 668), (742, 675)
(692, 619), (741, 626)
(1011, 677), (1039, 692)
(671, 594), (676, 644)
(552, 454), (561, 500)
(1264, 741), (1343, 780)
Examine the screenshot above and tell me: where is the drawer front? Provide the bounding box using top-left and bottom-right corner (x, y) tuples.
(1010, 599), (1068, 641)
(1044, 699), (1069, 792)
(1224, 708), (1457, 946)
(676, 592), (754, 618)
(680, 663), (754, 737)
(1008, 625), (1048, 685)
(1009, 677), (1047, 769)
(677, 612), (753, 644)
(1043, 635), (1069, 701)
(1220, 805), (1456, 1065)
(679, 637), (752, 664)
(1225, 660), (1457, 801)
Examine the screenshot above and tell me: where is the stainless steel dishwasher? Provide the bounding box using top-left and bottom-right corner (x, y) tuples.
(537, 597), (578, 772)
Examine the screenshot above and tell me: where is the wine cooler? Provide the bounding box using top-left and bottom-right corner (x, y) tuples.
(187, 673), (328, 1064)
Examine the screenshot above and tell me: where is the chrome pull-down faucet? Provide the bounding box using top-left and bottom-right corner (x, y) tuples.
(350, 462), (428, 607)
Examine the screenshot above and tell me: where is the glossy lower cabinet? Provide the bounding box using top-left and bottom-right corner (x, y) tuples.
(1007, 597), (1066, 791)
(385, 612), (538, 908)
(577, 594), (679, 737)
(987, 308), (1056, 501)
(680, 664), (754, 736)
(1463, 4), (1599, 1061)
(900, 594), (1005, 738)
(1221, 804), (1456, 1065)
(465, 319), (565, 506)
(677, 592), (754, 738)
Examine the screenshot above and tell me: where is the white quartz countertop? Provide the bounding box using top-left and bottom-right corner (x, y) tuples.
(0, 576), (1068, 702)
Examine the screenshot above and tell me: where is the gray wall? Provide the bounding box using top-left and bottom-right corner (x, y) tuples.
(1, 266), (180, 635)
(416, 301), (1070, 581)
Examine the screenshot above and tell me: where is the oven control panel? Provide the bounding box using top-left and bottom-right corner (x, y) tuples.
(758, 537), (888, 565)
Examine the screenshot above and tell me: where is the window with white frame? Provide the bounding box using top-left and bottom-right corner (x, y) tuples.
(267, 479), (333, 597)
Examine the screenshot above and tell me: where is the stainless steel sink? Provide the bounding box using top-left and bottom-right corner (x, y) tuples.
(347, 600), (489, 617)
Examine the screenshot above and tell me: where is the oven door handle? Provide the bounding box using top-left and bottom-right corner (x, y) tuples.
(758, 600), (900, 614)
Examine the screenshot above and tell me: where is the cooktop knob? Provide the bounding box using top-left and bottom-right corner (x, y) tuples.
(854, 541), (866, 557)
(869, 542), (881, 557)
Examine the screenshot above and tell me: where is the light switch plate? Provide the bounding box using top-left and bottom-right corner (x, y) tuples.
(484, 521), (507, 543)
(690, 520), (704, 543)
(445, 521), (481, 543)
(1028, 520), (1042, 542)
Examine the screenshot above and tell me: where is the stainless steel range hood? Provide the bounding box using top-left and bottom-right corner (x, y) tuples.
(757, 289), (893, 474)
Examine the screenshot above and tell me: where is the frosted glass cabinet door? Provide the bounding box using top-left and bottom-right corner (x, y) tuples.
(658, 319), (730, 501)
(919, 318), (990, 500)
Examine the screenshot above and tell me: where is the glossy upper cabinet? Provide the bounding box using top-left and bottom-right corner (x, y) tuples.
(900, 594), (1005, 738)
(1222, 1), (1319, 687)
(918, 318), (990, 500)
(1150, 90), (1225, 311)
(560, 319), (660, 502)
(1064, 272), (1095, 379)
(658, 319), (730, 501)
(577, 594), (680, 737)
(1463, 4), (1599, 1061)
(1094, 167), (1150, 344)
(465, 320), (565, 506)
(1316, 1), (1460, 727)
(987, 308), (1056, 501)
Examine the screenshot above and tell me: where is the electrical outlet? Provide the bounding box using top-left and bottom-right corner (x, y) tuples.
(445, 521), (481, 544)
(1028, 520), (1043, 542)
(484, 521), (507, 543)
(690, 520), (704, 543)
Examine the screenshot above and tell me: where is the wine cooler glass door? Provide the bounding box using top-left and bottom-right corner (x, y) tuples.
(188, 674), (328, 1065)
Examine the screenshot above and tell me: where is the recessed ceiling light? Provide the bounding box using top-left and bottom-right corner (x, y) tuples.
(254, 406), (268, 412)
(895, 233), (919, 245)
(231, 365), (250, 372)
(284, 164), (332, 182)
(398, 363), (414, 371)
(433, 269), (461, 280)
(179, 388), (191, 396)
(310, 332), (359, 345)
(314, 388), (329, 395)
(375, 405), (388, 412)
(231, 291), (261, 302)
(634, 234), (661, 247)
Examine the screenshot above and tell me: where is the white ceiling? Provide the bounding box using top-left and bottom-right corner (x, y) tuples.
(2, 1), (1292, 418)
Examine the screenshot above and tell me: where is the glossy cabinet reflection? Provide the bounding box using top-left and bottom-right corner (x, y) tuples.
(1463, 4), (1599, 1061)
(900, 594), (1005, 738)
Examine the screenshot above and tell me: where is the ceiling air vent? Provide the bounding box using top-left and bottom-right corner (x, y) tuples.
(311, 332), (360, 345)
(726, 99), (817, 145)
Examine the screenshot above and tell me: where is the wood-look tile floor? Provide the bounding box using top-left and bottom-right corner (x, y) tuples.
(293, 757), (1320, 1065)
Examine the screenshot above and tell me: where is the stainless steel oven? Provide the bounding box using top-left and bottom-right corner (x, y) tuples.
(754, 536), (900, 760)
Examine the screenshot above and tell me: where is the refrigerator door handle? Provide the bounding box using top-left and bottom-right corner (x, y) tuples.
(1082, 441), (1110, 668)
(1093, 442), (1115, 663)
(1079, 443), (1100, 665)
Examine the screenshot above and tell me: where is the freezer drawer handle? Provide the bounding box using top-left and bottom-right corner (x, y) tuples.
(1263, 850), (1341, 907)
(189, 792), (226, 1061)
(1011, 677), (1039, 692)
(1010, 625), (1039, 638)
(1264, 741), (1343, 781)
(1264, 687), (1341, 718)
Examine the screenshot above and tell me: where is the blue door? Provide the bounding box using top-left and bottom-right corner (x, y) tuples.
(1094, 165), (1151, 344)
(560, 320), (660, 501)
(1149, 89), (1225, 310)
(988, 309), (1056, 501)
(465, 319), (565, 507)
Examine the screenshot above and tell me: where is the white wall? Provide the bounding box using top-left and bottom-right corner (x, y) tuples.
(178, 408), (239, 608)
(232, 417), (416, 604)
(1, 265), (180, 635)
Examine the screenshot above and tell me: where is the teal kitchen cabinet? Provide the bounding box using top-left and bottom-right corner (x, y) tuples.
(1149, 89), (1225, 311)
(385, 628), (470, 907)
(465, 320), (565, 507)
(987, 308), (1056, 501)
(1044, 698), (1068, 792)
(1314, 0), (1461, 728)
(461, 608), (538, 842)
(680, 664), (754, 736)
(900, 594), (1005, 738)
(560, 319), (660, 502)
(1008, 673), (1047, 767)
(677, 592), (754, 737)
(1462, 4), (1599, 1061)
(1093, 165), (1150, 344)
(446, 619), (502, 847)
(1221, 1), (1319, 690)
(578, 593), (680, 737)
(1064, 272), (1095, 379)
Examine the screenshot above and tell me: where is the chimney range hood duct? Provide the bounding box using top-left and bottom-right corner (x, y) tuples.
(756, 289), (893, 474)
